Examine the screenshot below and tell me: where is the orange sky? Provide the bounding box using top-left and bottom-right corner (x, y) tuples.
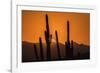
(22, 10), (90, 46)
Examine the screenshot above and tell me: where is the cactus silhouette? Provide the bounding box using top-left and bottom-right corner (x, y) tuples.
(65, 21), (74, 59)
(44, 14), (51, 61)
(55, 30), (61, 60)
(67, 21), (70, 49)
(33, 44), (39, 60)
(39, 37), (44, 60)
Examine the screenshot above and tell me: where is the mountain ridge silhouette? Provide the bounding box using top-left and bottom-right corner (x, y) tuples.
(22, 41), (90, 62)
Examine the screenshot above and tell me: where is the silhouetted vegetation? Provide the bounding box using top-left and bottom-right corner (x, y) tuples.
(55, 30), (61, 60)
(65, 21), (73, 60)
(44, 14), (52, 61)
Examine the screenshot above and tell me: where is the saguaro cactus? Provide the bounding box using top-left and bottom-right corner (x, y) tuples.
(39, 37), (44, 60)
(67, 21), (70, 49)
(44, 14), (51, 61)
(65, 20), (72, 59)
(33, 44), (39, 60)
(55, 30), (61, 60)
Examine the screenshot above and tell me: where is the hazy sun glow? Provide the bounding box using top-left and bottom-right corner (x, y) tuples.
(22, 10), (90, 46)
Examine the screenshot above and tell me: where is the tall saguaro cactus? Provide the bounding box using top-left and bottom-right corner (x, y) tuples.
(65, 21), (73, 59)
(39, 37), (44, 60)
(55, 30), (61, 60)
(67, 21), (70, 49)
(44, 14), (51, 61)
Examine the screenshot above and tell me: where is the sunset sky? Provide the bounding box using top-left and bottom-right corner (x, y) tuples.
(22, 10), (90, 46)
